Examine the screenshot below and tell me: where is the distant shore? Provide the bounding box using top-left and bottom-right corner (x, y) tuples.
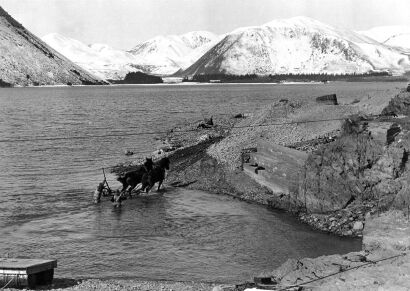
(2, 74), (407, 88)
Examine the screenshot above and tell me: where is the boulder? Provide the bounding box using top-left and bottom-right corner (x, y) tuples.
(315, 94), (338, 105)
(353, 221), (364, 231)
(198, 134), (211, 142)
(387, 123), (401, 145)
(198, 117), (214, 128)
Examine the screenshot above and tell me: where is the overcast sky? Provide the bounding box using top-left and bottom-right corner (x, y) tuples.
(1, 0), (410, 49)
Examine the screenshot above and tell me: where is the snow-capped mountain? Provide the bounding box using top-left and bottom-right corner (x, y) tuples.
(0, 6), (101, 86)
(42, 31), (220, 78)
(181, 16), (410, 76)
(40, 17), (410, 79)
(128, 31), (221, 75)
(42, 33), (140, 80)
(359, 26), (410, 51)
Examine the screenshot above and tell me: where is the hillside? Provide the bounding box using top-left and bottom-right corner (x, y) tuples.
(0, 6), (103, 86)
(42, 33), (140, 80)
(181, 17), (410, 76)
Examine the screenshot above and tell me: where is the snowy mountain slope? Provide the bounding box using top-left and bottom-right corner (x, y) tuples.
(182, 16), (410, 76)
(42, 33), (140, 80)
(128, 31), (221, 75)
(43, 31), (221, 78)
(0, 6), (102, 86)
(359, 26), (410, 50)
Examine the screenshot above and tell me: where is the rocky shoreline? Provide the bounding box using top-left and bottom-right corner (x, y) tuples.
(8, 86), (410, 290)
(157, 86), (410, 289)
(110, 86), (410, 290)
(109, 87), (410, 291)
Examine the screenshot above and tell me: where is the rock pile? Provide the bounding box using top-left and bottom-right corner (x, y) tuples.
(299, 204), (371, 236)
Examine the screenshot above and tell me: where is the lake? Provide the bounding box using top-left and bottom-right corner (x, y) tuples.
(1, 82), (402, 282)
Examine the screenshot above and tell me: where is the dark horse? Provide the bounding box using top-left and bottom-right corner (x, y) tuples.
(141, 157), (170, 193)
(117, 157), (153, 195)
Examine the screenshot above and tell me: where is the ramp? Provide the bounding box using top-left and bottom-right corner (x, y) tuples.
(243, 141), (307, 195)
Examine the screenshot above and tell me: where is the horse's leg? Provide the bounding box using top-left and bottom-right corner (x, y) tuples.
(128, 183), (138, 197)
(140, 180), (147, 193)
(120, 182), (127, 193)
(157, 180), (163, 191)
(134, 183), (143, 195)
(145, 183), (153, 194)
(145, 176), (154, 193)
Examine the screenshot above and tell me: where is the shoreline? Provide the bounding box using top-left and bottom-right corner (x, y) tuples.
(138, 86), (410, 289)
(7, 86), (410, 290)
(2, 78), (408, 88)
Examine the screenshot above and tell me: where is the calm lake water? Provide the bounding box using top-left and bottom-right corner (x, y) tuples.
(0, 82), (402, 282)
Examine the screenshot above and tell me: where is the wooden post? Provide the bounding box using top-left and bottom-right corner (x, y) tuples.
(304, 165), (308, 213)
(377, 192), (380, 217)
(102, 168), (112, 194)
(240, 151), (244, 171)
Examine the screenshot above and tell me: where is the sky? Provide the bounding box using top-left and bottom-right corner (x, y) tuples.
(1, 0), (410, 49)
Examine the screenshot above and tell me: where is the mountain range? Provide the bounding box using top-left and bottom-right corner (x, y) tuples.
(42, 31), (220, 79)
(183, 17), (410, 76)
(0, 6), (102, 86)
(2, 2), (410, 85)
(43, 16), (410, 79)
(42, 33), (139, 80)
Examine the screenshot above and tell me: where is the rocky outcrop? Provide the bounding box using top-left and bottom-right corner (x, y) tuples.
(0, 6), (103, 86)
(381, 91), (410, 116)
(262, 209), (410, 290)
(297, 116), (410, 214)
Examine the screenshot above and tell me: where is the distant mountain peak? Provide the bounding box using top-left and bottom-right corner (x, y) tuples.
(127, 30), (220, 75)
(264, 16), (326, 27)
(359, 26), (410, 51)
